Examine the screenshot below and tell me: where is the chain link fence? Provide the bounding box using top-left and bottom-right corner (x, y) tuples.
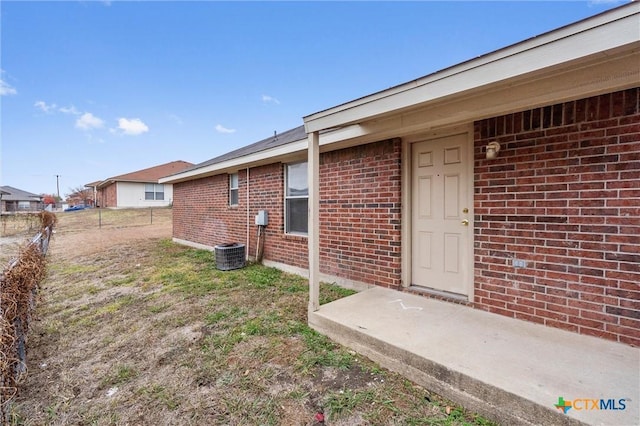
(0, 212), (55, 424)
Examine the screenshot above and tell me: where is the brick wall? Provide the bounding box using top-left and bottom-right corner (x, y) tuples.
(320, 139), (403, 289)
(474, 88), (640, 346)
(248, 163), (308, 268)
(172, 139), (403, 288)
(173, 173), (248, 248)
(98, 184), (117, 208)
(172, 164), (307, 265)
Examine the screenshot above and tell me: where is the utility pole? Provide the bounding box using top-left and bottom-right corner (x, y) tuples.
(56, 175), (60, 200)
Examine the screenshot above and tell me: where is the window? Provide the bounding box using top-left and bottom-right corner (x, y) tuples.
(285, 162), (308, 235)
(18, 201), (31, 211)
(145, 183), (164, 200)
(229, 173), (239, 206)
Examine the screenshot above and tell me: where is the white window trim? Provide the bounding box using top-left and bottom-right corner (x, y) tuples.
(18, 201), (32, 210)
(145, 183), (164, 201)
(229, 173), (239, 206)
(284, 162), (308, 236)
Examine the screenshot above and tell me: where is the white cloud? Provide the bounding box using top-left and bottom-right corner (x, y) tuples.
(35, 101), (80, 115)
(262, 94), (280, 105)
(76, 112), (105, 130)
(215, 124), (236, 134)
(59, 105), (81, 115)
(34, 100), (57, 113)
(117, 117), (149, 135)
(0, 70), (17, 96)
(0, 79), (17, 96)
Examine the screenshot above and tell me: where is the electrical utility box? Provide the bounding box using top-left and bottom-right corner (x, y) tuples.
(255, 210), (268, 226)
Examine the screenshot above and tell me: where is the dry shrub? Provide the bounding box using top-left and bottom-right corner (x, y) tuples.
(38, 211), (57, 231)
(0, 213), (54, 416)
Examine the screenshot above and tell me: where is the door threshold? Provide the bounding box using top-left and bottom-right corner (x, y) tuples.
(407, 285), (470, 304)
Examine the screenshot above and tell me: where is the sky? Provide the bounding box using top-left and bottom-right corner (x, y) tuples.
(0, 0), (627, 197)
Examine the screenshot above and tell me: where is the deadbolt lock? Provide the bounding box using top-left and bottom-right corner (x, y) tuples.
(462, 208), (469, 213)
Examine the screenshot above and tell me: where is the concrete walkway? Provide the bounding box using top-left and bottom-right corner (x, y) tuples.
(309, 287), (639, 426)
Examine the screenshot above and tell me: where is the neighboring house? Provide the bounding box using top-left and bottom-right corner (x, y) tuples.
(0, 186), (43, 213)
(66, 187), (95, 208)
(161, 5), (639, 347)
(89, 161), (193, 208)
(84, 180), (103, 207)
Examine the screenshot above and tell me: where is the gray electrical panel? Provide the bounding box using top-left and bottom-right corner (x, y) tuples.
(255, 210), (268, 226)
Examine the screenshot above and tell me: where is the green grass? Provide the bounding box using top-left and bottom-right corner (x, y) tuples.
(147, 243), (493, 425)
(204, 306), (247, 325)
(320, 284), (357, 304)
(102, 364), (138, 387)
(19, 233), (495, 426)
(325, 388), (377, 419)
(50, 263), (100, 276)
(298, 327), (354, 372)
(148, 303), (170, 314)
(136, 385), (179, 410)
(107, 274), (137, 287)
(242, 265), (282, 288)
(96, 294), (136, 315)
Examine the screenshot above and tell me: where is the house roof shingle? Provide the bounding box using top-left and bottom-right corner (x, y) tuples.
(0, 186), (42, 202)
(84, 180), (103, 188)
(167, 125), (307, 178)
(95, 160), (194, 188)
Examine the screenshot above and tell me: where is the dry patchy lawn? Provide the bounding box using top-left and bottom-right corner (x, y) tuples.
(0, 214), (49, 265)
(10, 208), (493, 425)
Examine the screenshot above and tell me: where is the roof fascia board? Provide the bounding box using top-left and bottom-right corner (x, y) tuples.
(312, 48), (639, 148)
(160, 139), (308, 184)
(97, 177), (168, 188)
(96, 180), (115, 189)
(304, 5), (640, 133)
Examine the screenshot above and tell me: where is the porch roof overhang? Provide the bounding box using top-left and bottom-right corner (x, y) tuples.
(304, 3), (640, 315)
(304, 3), (640, 147)
(95, 180), (115, 189)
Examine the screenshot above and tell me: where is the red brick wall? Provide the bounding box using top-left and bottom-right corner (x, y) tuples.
(320, 139), (403, 289)
(248, 163), (308, 268)
(474, 88), (640, 346)
(173, 173), (248, 248)
(173, 165), (309, 265)
(172, 139), (403, 288)
(98, 184), (117, 208)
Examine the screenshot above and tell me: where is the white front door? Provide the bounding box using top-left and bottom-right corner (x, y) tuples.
(411, 133), (471, 296)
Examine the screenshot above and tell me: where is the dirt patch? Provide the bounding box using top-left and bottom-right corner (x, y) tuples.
(52, 219), (171, 261)
(0, 214), (47, 265)
(0, 235), (28, 265)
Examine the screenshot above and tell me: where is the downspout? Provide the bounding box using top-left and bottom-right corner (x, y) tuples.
(246, 167), (250, 261)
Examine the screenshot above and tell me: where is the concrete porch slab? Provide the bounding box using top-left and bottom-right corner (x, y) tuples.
(308, 286), (639, 426)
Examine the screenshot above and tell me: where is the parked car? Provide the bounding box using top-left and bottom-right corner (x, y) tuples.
(64, 205), (86, 212)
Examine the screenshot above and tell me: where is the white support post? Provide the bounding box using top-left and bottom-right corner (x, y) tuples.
(308, 131), (320, 313)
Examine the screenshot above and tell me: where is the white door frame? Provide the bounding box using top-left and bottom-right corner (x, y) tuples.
(401, 124), (475, 301)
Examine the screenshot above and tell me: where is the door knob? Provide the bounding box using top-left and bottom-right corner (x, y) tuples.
(461, 219), (469, 226)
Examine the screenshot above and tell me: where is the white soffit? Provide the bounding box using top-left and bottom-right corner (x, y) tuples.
(304, 3), (640, 133)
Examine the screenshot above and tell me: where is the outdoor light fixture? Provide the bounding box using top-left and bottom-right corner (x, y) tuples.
(485, 141), (501, 159)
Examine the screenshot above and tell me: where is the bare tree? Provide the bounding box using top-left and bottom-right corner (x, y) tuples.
(66, 186), (94, 207)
